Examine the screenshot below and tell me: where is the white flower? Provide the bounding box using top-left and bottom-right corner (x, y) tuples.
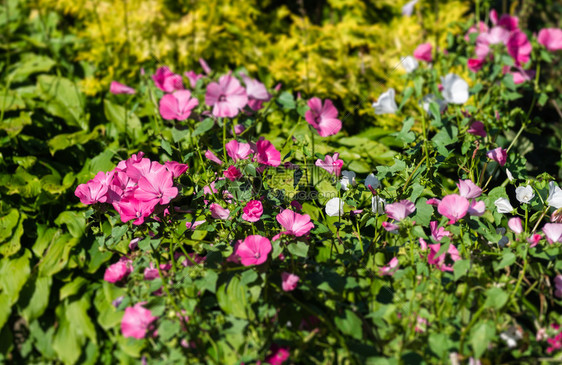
(325, 197), (344, 217)
(401, 0), (419, 16)
(547, 181), (562, 209)
(340, 170), (356, 191)
(506, 168), (514, 182)
(400, 56), (418, 73)
(500, 326), (523, 348)
(365, 173), (381, 190)
(441, 73), (469, 104)
(515, 185), (534, 204)
(494, 197), (514, 213)
(421, 94), (447, 115)
(372, 196), (385, 214)
(372, 88), (398, 115)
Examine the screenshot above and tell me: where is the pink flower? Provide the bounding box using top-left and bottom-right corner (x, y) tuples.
(543, 223), (562, 243)
(426, 198), (441, 207)
(241, 73), (271, 111)
(467, 121), (487, 137)
(468, 200), (486, 216)
(199, 58), (212, 75)
(153, 67), (184, 92)
(428, 243), (460, 272)
(413, 43), (432, 62)
(465, 21), (489, 41)
(134, 168), (178, 206)
(419, 237), (428, 250)
(75, 175), (110, 205)
(528, 233), (541, 247)
(508, 68), (535, 84)
(276, 209), (314, 237)
(487, 147), (507, 166)
(498, 14), (519, 31)
(185, 71), (204, 88)
(438, 194), (469, 224)
(159, 90), (199, 121)
(225, 140), (252, 161)
(235, 235), (272, 266)
(243, 200), (263, 222)
(264, 344), (290, 365)
(209, 203), (230, 220)
(382, 221), (399, 233)
(379, 257), (399, 276)
(224, 166), (242, 181)
(457, 179), (482, 199)
(305, 98), (342, 137)
(554, 275), (562, 298)
(507, 30), (532, 66)
(113, 197), (156, 225)
(467, 58), (485, 72)
(315, 153), (344, 177)
(538, 28), (562, 52)
(430, 221), (451, 242)
(143, 262), (171, 280)
(110, 81), (135, 94)
(508, 217), (523, 234)
(281, 272), (300, 291)
(185, 220), (205, 230)
(104, 257), (133, 283)
(385, 200), (416, 221)
(121, 303), (157, 339)
(255, 138), (281, 167)
(205, 149), (223, 165)
(164, 161), (189, 178)
(205, 74), (248, 118)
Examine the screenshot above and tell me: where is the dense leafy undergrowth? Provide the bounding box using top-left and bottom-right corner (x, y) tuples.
(1, 0), (562, 364)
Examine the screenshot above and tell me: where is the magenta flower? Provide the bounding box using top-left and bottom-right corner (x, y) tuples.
(467, 121), (486, 137)
(468, 200), (486, 216)
(164, 161), (189, 178)
(457, 179), (482, 199)
(205, 149), (223, 165)
(75, 177), (109, 205)
(185, 71), (204, 88)
(413, 43), (432, 62)
(528, 233), (541, 247)
(209, 203), (230, 220)
(185, 220), (206, 230)
(465, 21), (489, 41)
(385, 200), (416, 221)
(264, 344), (290, 365)
(543, 223), (562, 244)
(113, 197), (156, 225)
(382, 221), (399, 233)
(104, 257), (133, 283)
(241, 73), (271, 111)
(134, 169), (178, 206)
(538, 28), (562, 52)
(224, 166), (242, 181)
(205, 74), (248, 118)
(199, 58), (212, 75)
(554, 275), (562, 298)
(498, 14), (519, 31)
(507, 30), (532, 66)
(508, 217), (523, 234)
(276, 209), (314, 237)
(153, 67), (184, 92)
(225, 140), (252, 161)
(255, 138), (281, 167)
(430, 221), (451, 242)
(426, 198), (441, 207)
(428, 243), (460, 272)
(110, 81), (135, 94)
(281, 272), (300, 291)
(438, 194), (469, 224)
(315, 153), (344, 177)
(487, 147), (507, 166)
(467, 58), (485, 72)
(379, 257), (399, 276)
(305, 97), (342, 137)
(159, 90), (199, 121)
(243, 200), (263, 223)
(235, 235), (272, 266)
(121, 303), (157, 339)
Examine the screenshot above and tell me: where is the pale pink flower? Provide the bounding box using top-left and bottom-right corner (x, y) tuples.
(315, 153), (344, 177)
(305, 98), (342, 137)
(209, 203), (230, 219)
(382, 221), (399, 233)
(276, 209), (314, 237)
(467, 121), (487, 137)
(205, 74), (248, 118)
(205, 149), (223, 165)
(430, 221), (451, 242)
(184, 71), (204, 88)
(426, 198), (441, 207)
(468, 200), (486, 216)
(243, 200), (263, 222)
(543, 223), (562, 244)
(185, 220), (206, 230)
(438, 194), (469, 224)
(255, 138), (281, 167)
(143, 262), (171, 280)
(385, 200), (415, 221)
(153, 67), (183, 92)
(281, 272), (300, 291)
(110, 81), (135, 94)
(508, 217), (523, 234)
(224, 166), (242, 181)
(413, 42), (432, 62)
(554, 275), (562, 298)
(487, 147), (507, 166)
(199, 58), (212, 75)
(159, 90), (199, 121)
(428, 243), (460, 272)
(241, 73), (271, 111)
(465, 21), (489, 41)
(457, 179), (482, 199)
(121, 303), (157, 339)
(419, 238), (428, 250)
(113, 197), (156, 225)
(379, 257), (399, 276)
(235, 235), (272, 266)
(538, 28), (562, 52)
(507, 30), (532, 66)
(104, 257), (133, 283)
(164, 161), (189, 178)
(225, 140), (252, 161)
(134, 168), (178, 206)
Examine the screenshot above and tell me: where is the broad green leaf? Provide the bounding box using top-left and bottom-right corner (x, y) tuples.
(47, 126), (102, 155)
(0, 294), (12, 329)
(192, 118), (215, 136)
(0, 91), (25, 112)
(216, 275), (254, 320)
(494, 250), (516, 271)
(37, 75), (87, 130)
(334, 309), (363, 340)
(38, 233), (79, 277)
(0, 212), (24, 257)
(484, 287), (508, 310)
(412, 198), (433, 226)
(0, 112), (31, 138)
(287, 241), (309, 258)
(0, 249), (31, 305)
(428, 332), (450, 358)
(19, 275), (52, 322)
(60, 277), (88, 301)
(277, 91), (295, 109)
(453, 259), (470, 281)
(0, 209), (19, 243)
(8, 54), (56, 82)
(470, 321), (495, 358)
(55, 211), (85, 238)
(104, 99), (142, 140)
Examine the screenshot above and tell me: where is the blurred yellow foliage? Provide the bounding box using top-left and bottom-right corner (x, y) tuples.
(36, 0), (469, 128)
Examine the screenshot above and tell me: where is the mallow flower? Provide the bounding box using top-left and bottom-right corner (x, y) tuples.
(276, 209), (314, 236)
(153, 67), (183, 92)
(413, 42), (432, 62)
(508, 217), (523, 234)
(242, 200), (263, 223)
(515, 185), (534, 204)
(441, 73), (469, 104)
(209, 203), (230, 219)
(121, 303), (157, 339)
(225, 140), (252, 161)
(205, 73), (248, 118)
(547, 181), (562, 209)
(495, 197), (514, 213)
(372, 88), (398, 115)
(400, 56), (418, 73)
(326, 197), (344, 217)
(340, 170), (356, 190)
(365, 173), (381, 190)
(537, 28), (562, 52)
(159, 90), (199, 121)
(457, 179), (482, 199)
(281, 272), (300, 292)
(401, 0), (418, 16)
(235, 235), (272, 266)
(110, 81), (135, 94)
(240, 73), (271, 111)
(487, 147), (507, 166)
(438, 194), (469, 224)
(543, 223), (562, 243)
(372, 196), (385, 214)
(315, 153), (344, 177)
(305, 98), (342, 137)
(507, 30), (532, 66)
(255, 138), (281, 167)
(467, 121), (487, 137)
(379, 257), (399, 276)
(104, 257), (133, 283)
(385, 200), (415, 221)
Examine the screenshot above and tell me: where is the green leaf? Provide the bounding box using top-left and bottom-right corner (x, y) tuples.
(171, 127), (190, 143)
(104, 99), (142, 140)
(0, 212), (24, 258)
(287, 241), (309, 258)
(37, 75), (87, 130)
(55, 211), (85, 238)
(470, 321), (495, 358)
(195, 270), (218, 294)
(432, 124), (458, 157)
(428, 332), (450, 358)
(0, 294), (12, 329)
(161, 138), (172, 156)
(412, 198), (433, 226)
(0, 112), (31, 138)
(392, 118), (415, 146)
(158, 319), (181, 342)
(0, 91), (25, 112)
(19, 275), (52, 322)
(0, 209), (19, 243)
(484, 287), (508, 310)
(192, 118), (215, 136)
(335, 309), (363, 340)
(0, 249), (31, 305)
(8, 54), (56, 82)
(277, 91), (295, 109)
(453, 259), (470, 281)
(47, 127), (102, 155)
(494, 250), (516, 271)
(38, 233), (79, 277)
(60, 277), (89, 301)
(216, 275), (254, 320)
